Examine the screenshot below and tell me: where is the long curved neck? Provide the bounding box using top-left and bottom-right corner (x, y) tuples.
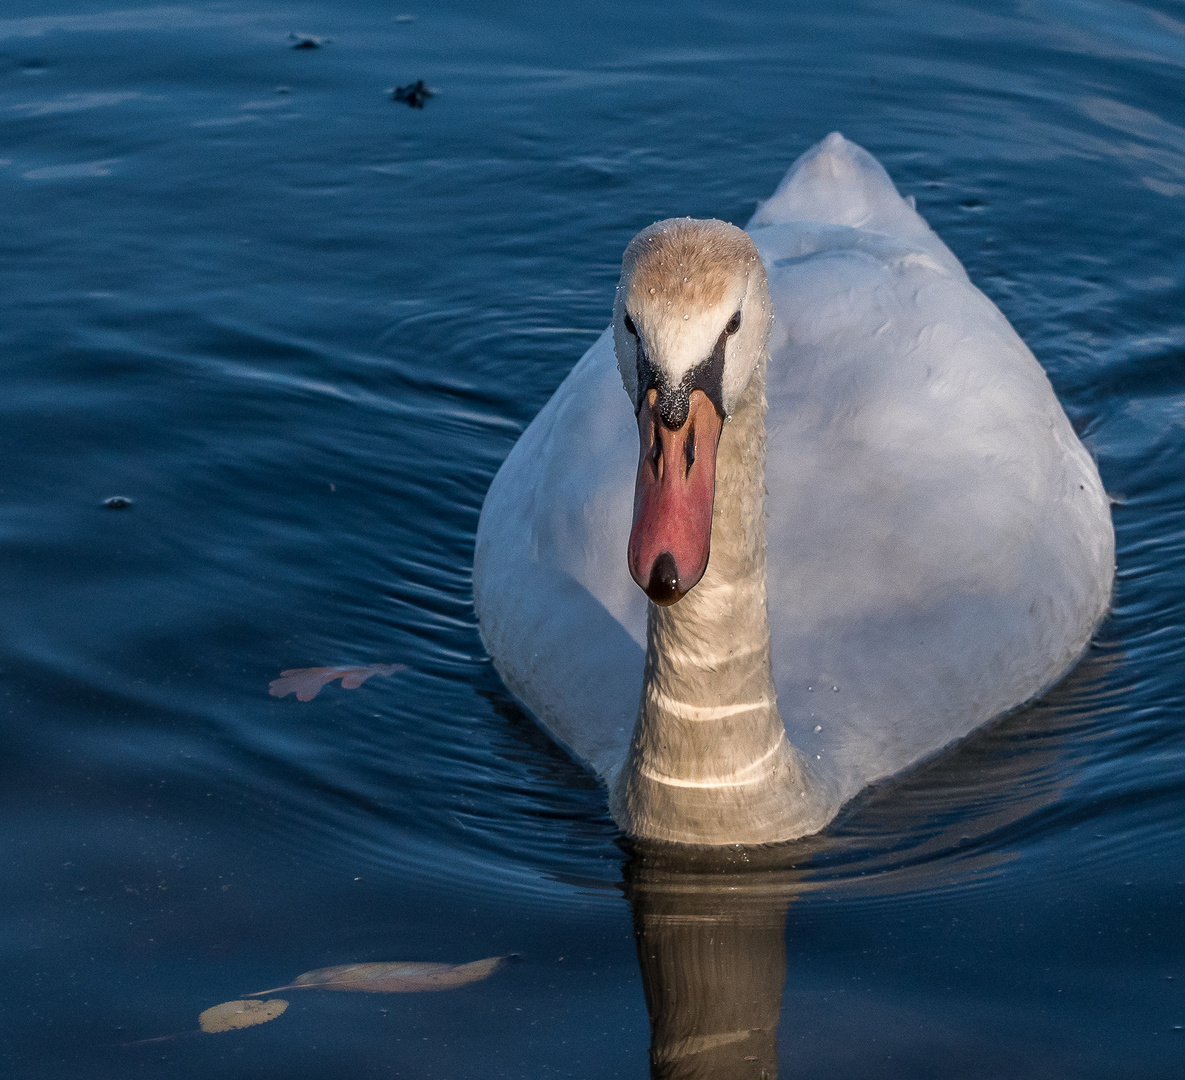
(611, 360), (832, 845)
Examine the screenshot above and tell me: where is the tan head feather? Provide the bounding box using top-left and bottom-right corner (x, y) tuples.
(614, 218), (771, 414)
(624, 219), (758, 312)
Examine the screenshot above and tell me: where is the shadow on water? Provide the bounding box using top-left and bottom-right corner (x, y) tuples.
(813, 636), (1128, 891)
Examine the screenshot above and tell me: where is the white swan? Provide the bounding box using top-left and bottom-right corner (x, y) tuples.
(473, 133), (1114, 845)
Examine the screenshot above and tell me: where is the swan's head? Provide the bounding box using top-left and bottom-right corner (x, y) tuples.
(613, 217), (771, 605)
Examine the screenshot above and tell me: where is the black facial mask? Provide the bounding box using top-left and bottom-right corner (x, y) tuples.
(634, 326), (728, 429)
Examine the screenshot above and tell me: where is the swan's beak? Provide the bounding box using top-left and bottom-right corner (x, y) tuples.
(628, 388), (723, 605)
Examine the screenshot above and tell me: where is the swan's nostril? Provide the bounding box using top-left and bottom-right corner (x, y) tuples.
(645, 551), (684, 605)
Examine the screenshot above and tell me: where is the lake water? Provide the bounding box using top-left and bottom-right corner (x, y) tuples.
(2, 1), (1184, 1076)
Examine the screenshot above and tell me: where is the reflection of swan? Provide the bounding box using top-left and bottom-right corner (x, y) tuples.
(624, 844), (803, 1080)
(474, 134), (1114, 845)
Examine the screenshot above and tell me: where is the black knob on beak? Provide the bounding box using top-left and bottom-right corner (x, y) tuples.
(645, 551), (684, 606)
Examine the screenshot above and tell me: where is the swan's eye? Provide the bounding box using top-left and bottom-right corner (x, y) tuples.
(724, 311), (742, 335)
(624, 313), (638, 336)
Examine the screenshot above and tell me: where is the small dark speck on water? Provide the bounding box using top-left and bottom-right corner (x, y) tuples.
(393, 80), (433, 108)
(289, 33), (324, 49)
(103, 496), (133, 510)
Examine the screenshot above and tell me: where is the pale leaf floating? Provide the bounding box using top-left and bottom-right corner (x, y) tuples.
(247, 956), (507, 996)
(268, 663), (406, 702)
(198, 998), (288, 1034)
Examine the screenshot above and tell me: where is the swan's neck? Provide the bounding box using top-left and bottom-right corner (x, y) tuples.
(611, 360), (831, 845)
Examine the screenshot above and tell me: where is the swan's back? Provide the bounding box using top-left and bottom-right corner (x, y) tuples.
(473, 134), (1114, 807)
(749, 135), (1113, 802)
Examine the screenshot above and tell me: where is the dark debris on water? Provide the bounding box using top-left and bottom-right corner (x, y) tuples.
(103, 496), (133, 510)
(289, 33), (325, 49)
(393, 80), (433, 108)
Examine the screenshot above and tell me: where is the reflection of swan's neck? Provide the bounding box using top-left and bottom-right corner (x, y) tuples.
(611, 359), (831, 845)
(626, 849), (794, 1080)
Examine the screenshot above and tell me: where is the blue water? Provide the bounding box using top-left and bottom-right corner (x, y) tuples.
(2, 1), (1184, 1076)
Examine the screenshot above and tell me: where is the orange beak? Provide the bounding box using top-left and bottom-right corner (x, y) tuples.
(627, 388), (724, 605)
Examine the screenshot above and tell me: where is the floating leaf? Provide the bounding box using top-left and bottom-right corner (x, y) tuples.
(268, 663), (406, 702)
(248, 956), (506, 996)
(199, 998), (288, 1034)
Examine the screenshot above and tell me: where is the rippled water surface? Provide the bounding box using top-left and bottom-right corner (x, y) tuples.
(2, 1), (1184, 1076)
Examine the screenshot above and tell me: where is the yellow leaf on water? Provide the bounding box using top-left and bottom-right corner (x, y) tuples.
(268, 663), (406, 701)
(198, 998), (288, 1033)
(248, 956), (506, 995)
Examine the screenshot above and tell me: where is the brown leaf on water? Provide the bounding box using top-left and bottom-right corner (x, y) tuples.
(247, 956), (506, 996)
(198, 998), (288, 1033)
(268, 663), (406, 702)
